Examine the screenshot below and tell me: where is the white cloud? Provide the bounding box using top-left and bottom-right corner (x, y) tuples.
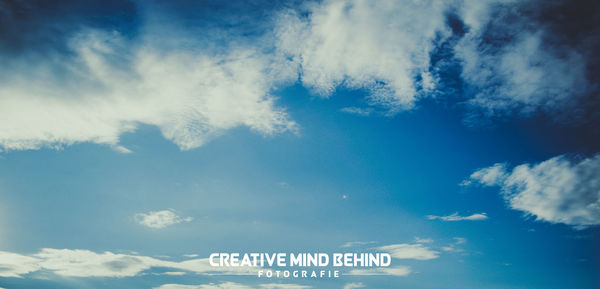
(468, 163), (507, 186)
(155, 285), (201, 289)
(468, 154), (600, 228)
(0, 1), (592, 154)
(0, 251), (41, 278)
(33, 249), (160, 277)
(259, 285), (311, 289)
(154, 283), (310, 289)
(348, 266), (411, 277)
(0, 1), (593, 155)
(276, 0), (450, 112)
(340, 241), (376, 248)
(413, 237), (434, 244)
(343, 283), (365, 289)
(0, 248), (257, 278)
(441, 237), (467, 252)
(376, 243), (439, 260)
(453, 237), (467, 245)
(161, 271), (187, 276)
(0, 29), (296, 152)
(275, 0), (592, 118)
(426, 212), (488, 221)
(135, 210), (192, 229)
(345, 241), (439, 276)
(339, 107), (373, 116)
(458, 0), (516, 34)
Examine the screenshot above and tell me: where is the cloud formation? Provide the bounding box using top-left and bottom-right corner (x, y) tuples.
(0, 248), (256, 278)
(347, 266), (411, 277)
(426, 212), (488, 221)
(276, 0), (449, 112)
(339, 107), (373, 116)
(337, 241), (442, 277)
(457, 28), (589, 118)
(343, 283), (365, 289)
(441, 237), (467, 253)
(154, 283), (310, 289)
(275, 0), (595, 119)
(467, 154), (600, 228)
(0, 0), (596, 152)
(377, 243), (439, 260)
(0, 252), (40, 278)
(135, 210), (192, 229)
(413, 237), (434, 244)
(0, 29), (296, 152)
(340, 241), (376, 248)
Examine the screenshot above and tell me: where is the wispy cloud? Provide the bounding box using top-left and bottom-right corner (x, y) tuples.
(159, 272), (187, 276)
(0, 29), (296, 152)
(154, 283), (310, 289)
(343, 283), (365, 289)
(340, 107), (373, 116)
(340, 241), (439, 277)
(454, 237), (467, 245)
(347, 266), (411, 277)
(414, 237), (434, 244)
(340, 241), (376, 248)
(441, 237), (468, 253)
(426, 213), (488, 221)
(377, 243), (439, 260)
(0, 0), (595, 153)
(466, 154), (600, 228)
(456, 2), (591, 119)
(135, 210), (192, 229)
(466, 163), (507, 186)
(0, 249), (256, 278)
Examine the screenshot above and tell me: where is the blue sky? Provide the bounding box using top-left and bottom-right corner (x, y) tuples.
(0, 0), (599, 289)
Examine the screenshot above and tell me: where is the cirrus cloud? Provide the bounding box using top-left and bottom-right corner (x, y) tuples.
(153, 283), (310, 289)
(347, 266), (411, 277)
(342, 283), (365, 289)
(426, 212), (488, 221)
(134, 209), (192, 229)
(0, 248), (257, 278)
(376, 243), (439, 261)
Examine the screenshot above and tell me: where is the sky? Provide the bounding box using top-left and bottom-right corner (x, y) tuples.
(0, 0), (599, 288)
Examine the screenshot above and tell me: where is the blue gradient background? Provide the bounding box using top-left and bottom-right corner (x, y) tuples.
(0, 0), (599, 288)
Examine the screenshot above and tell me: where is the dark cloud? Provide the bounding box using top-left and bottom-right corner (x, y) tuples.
(537, 0), (600, 121)
(447, 0), (599, 123)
